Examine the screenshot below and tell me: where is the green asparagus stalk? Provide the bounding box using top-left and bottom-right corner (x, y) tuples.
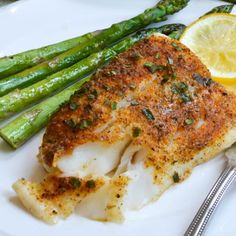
(0, 24), (186, 121)
(0, 0), (189, 96)
(205, 4), (234, 15)
(152, 23), (186, 36)
(0, 76), (91, 148)
(220, 0), (236, 4)
(0, 26), (184, 148)
(0, 31), (101, 79)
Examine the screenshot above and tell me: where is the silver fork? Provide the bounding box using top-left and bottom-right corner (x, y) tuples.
(184, 144), (236, 236)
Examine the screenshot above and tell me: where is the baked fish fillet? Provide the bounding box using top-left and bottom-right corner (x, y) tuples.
(13, 34), (236, 224)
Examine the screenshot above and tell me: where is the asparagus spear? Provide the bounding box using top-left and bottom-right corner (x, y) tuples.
(0, 31), (101, 79)
(0, 26), (185, 148)
(205, 4), (234, 15)
(220, 0), (236, 4)
(0, 76), (91, 148)
(0, 24), (185, 121)
(153, 23), (186, 37)
(0, 0), (189, 96)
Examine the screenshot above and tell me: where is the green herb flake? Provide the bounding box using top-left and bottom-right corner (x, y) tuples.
(163, 74), (170, 80)
(88, 89), (98, 100)
(64, 119), (77, 129)
(111, 101), (117, 110)
(131, 100), (139, 106)
(193, 73), (213, 87)
(78, 119), (92, 130)
(180, 93), (192, 103)
(103, 84), (111, 91)
(173, 172), (180, 183)
(185, 118), (194, 125)
(76, 87), (87, 97)
(171, 42), (183, 51)
(144, 62), (166, 74)
(172, 73), (177, 79)
(86, 180), (96, 189)
(69, 102), (79, 111)
(132, 127), (141, 137)
(84, 104), (92, 113)
(171, 82), (188, 94)
(142, 108), (155, 121)
(178, 82), (188, 91)
(161, 78), (169, 85)
(70, 178), (81, 188)
(171, 83), (192, 103)
(167, 57), (174, 65)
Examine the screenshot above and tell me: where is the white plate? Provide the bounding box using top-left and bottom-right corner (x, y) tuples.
(0, 0), (236, 235)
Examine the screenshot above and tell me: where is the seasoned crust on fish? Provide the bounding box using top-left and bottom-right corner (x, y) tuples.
(39, 34), (236, 170)
(14, 34), (236, 224)
(13, 176), (105, 224)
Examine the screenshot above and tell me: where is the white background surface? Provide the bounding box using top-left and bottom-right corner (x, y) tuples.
(0, 0), (236, 235)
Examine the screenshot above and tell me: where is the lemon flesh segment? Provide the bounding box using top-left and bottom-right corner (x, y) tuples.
(180, 14), (236, 82)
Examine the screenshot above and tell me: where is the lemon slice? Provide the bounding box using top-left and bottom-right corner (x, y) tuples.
(180, 13), (236, 86)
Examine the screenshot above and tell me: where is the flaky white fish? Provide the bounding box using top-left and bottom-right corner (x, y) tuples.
(13, 34), (236, 224)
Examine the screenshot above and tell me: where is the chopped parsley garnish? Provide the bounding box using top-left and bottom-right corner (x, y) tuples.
(131, 100), (139, 106)
(78, 119), (92, 130)
(144, 62), (166, 74)
(192, 73), (213, 87)
(167, 57), (174, 65)
(84, 104), (92, 113)
(133, 127), (141, 137)
(104, 99), (117, 110)
(103, 84), (111, 91)
(70, 178), (81, 188)
(69, 102), (79, 111)
(76, 87), (87, 97)
(142, 108), (155, 121)
(171, 42), (183, 51)
(171, 82), (192, 103)
(173, 172), (180, 183)
(88, 94), (96, 100)
(180, 93), (192, 103)
(171, 82), (188, 94)
(88, 89), (98, 100)
(163, 74), (171, 80)
(64, 119), (77, 129)
(161, 77), (169, 85)
(111, 101), (117, 110)
(185, 118), (194, 125)
(86, 180), (95, 189)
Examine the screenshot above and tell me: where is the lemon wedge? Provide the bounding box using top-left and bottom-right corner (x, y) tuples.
(180, 13), (236, 86)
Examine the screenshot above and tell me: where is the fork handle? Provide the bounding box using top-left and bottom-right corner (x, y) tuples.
(184, 165), (236, 236)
